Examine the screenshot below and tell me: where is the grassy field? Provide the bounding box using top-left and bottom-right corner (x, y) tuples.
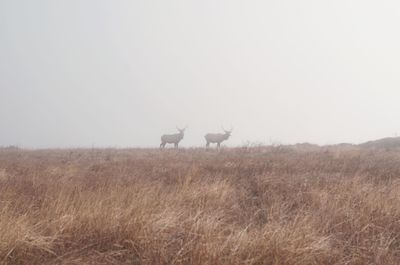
(1, 146), (400, 264)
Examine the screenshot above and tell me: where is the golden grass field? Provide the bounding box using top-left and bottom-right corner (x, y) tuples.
(1, 146), (400, 264)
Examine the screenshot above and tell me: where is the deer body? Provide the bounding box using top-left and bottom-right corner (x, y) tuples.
(160, 127), (186, 148)
(205, 128), (232, 148)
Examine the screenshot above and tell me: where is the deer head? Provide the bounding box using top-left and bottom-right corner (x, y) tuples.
(176, 126), (187, 134)
(222, 126), (233, 136)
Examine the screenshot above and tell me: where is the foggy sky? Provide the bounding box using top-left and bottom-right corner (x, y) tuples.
(1, 0), (400, 148)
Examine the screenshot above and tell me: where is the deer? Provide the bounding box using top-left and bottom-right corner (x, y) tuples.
(205, 127), (233, 148)
(160, 126), (187, 148)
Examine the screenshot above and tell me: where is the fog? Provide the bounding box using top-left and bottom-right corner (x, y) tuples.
(1, 0), (400, 148)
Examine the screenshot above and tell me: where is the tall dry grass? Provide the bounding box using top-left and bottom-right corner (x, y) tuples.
(1, 146), (400, 264)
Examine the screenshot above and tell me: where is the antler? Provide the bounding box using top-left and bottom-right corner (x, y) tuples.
(222, 125), (233, 133)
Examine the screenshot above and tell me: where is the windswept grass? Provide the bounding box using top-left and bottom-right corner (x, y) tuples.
(1, 146), (400, 264)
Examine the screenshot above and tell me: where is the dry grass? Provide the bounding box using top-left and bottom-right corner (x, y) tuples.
(1, 146), (400, 264)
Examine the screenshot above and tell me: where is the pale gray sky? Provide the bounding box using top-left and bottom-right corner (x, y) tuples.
(1, 0), (400, 148)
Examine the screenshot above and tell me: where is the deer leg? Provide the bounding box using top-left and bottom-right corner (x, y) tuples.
(206, 142), (210, 148)
(217, 142), (220, 148)
(175, 143), (178, 148)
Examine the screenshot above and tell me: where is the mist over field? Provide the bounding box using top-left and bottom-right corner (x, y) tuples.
(2, 0), (400, 148)
(3, 1), (400, 265)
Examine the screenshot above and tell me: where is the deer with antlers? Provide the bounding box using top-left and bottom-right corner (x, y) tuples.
(205, 127), (233, 148)
(160, 126), (187, 148)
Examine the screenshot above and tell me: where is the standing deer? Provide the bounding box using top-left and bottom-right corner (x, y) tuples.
(205, 127), (232, 148)
(160, 126), (187, 148)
